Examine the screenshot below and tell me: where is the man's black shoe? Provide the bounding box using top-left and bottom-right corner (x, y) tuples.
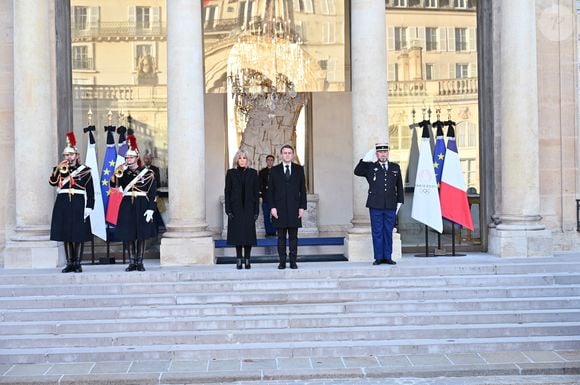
(385, 259), (397, 265)
(278, 263), (286, 269)
(289, 262), (298, 269)
(372, 260), (382, 265)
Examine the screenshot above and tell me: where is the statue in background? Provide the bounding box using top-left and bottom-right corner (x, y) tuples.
(239, 93), (306, 169)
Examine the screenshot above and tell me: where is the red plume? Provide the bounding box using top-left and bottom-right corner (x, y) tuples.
(127, 134), (138, 151)
(66, 132), (77, 147)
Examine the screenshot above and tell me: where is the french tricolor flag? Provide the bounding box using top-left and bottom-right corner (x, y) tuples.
(440, 124), (474, 231)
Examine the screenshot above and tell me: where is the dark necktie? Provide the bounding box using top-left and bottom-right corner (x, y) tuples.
(381, 163), (386, 171)
(285, 165), (290, 181)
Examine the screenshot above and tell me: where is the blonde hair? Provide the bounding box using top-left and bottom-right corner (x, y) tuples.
(232, 149), (252, 168)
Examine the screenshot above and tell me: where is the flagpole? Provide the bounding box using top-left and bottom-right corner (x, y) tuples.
(451, 223), (456, 256)
(424, 225), (429, 257)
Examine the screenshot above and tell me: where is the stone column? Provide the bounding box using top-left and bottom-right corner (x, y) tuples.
(5, 0), (62, 268)
(346, 0), (401, 261)
(488, 0), (552, 257)
(160, 0), (215, 265)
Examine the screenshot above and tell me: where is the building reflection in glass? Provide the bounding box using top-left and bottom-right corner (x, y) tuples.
(202, 0), (347, 171)
(71, 0), (168, 189)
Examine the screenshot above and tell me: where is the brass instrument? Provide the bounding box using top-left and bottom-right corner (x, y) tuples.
(58, 161), (69, 175)
(114, 164), (127, 178)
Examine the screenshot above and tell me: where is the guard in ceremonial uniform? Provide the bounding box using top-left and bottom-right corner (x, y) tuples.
(354, 143), (404, 265)
(49, 132), (94, 273)
(110, 133), (157, 272)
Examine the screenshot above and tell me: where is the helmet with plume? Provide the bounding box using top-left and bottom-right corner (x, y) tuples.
(62, 132), (79, 155)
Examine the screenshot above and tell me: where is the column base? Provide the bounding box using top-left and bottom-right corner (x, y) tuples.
(4, 241), (64, 269)
(345, 228), (401, 262)
(160, 231), (215, 266)
(488, 226), (553, 258)
(4, 226), (64, 268)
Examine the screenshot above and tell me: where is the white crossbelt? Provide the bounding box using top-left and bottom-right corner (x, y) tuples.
(123, 191), (147, 197)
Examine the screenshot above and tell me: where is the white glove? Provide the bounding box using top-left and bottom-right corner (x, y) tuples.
(84, 208), (93, 219)
(396, 203), (402, 214)
(144, 209), (154, 223)
(362, 148), (376, 162)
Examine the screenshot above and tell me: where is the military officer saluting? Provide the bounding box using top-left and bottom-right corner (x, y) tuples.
(49, 132), (94, 273)
(354, 142), (404, 265)
(110, 131), (157, 272)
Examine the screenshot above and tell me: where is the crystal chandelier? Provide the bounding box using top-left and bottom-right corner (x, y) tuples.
(227, 18), (307, 118)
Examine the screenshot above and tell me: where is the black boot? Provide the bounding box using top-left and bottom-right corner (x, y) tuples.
(61, 242), (75, 273)
(278, 255), (286, 270)
(235, 246), (243, 270)
(135, 240), (146, 272)
(73, 242), (83, 273)
(289, 255), (298, 270)
(125, 241), (137, 272)
(244, 246), (251, 269)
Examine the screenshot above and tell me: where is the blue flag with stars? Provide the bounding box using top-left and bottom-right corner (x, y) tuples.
(432, 121), (446, 188)
(100, 126), (117, 213)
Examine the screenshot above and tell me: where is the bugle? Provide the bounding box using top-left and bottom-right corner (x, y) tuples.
(114, 164), (127, 178)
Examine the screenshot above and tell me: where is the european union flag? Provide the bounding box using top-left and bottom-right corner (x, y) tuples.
(100, 126), (117, 212)
(432, 120), (446, 188)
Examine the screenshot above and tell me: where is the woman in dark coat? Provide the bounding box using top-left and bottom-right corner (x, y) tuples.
(225, 150), (259, 269)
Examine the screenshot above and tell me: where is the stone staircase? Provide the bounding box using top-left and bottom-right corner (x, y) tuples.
(1, 254), (580, 365)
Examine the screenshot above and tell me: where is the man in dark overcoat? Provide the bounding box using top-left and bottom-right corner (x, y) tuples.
(354, 142), (404, 265)
(267, 145), (307, 269)
(258, 154), (276, 236)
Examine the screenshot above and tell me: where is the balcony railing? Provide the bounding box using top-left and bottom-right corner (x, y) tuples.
(73, 84), (167, 101)
(388, 77), (478, 97)
(203, 17), (241, 33)
(72, 22), (166, 40)
(438, 77), (478, 96)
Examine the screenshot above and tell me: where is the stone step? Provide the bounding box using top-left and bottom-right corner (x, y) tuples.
(2, 259), (580, 285)
(3, 308), (580, 335)
(1, 285), (579, 310)
(2, 257), (578, 367)
(1, 273), (579, 297)
(2, 322), (579, 350)
(5, 296), (579, 322)
(2, 335), (580, 364)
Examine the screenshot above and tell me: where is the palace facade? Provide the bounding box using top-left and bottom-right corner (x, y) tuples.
(0, 0), (578, 267)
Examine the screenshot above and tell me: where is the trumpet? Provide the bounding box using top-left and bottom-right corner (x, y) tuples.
(58, 161), (69, 175)
(114, 164), (127, 178)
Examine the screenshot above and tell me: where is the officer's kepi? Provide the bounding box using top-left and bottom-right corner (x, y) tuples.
(375, 143), (389, 151)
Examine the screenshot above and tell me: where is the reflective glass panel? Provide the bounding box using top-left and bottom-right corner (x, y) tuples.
(71, 0), (168, 190)
(386, 0), (480, 249)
